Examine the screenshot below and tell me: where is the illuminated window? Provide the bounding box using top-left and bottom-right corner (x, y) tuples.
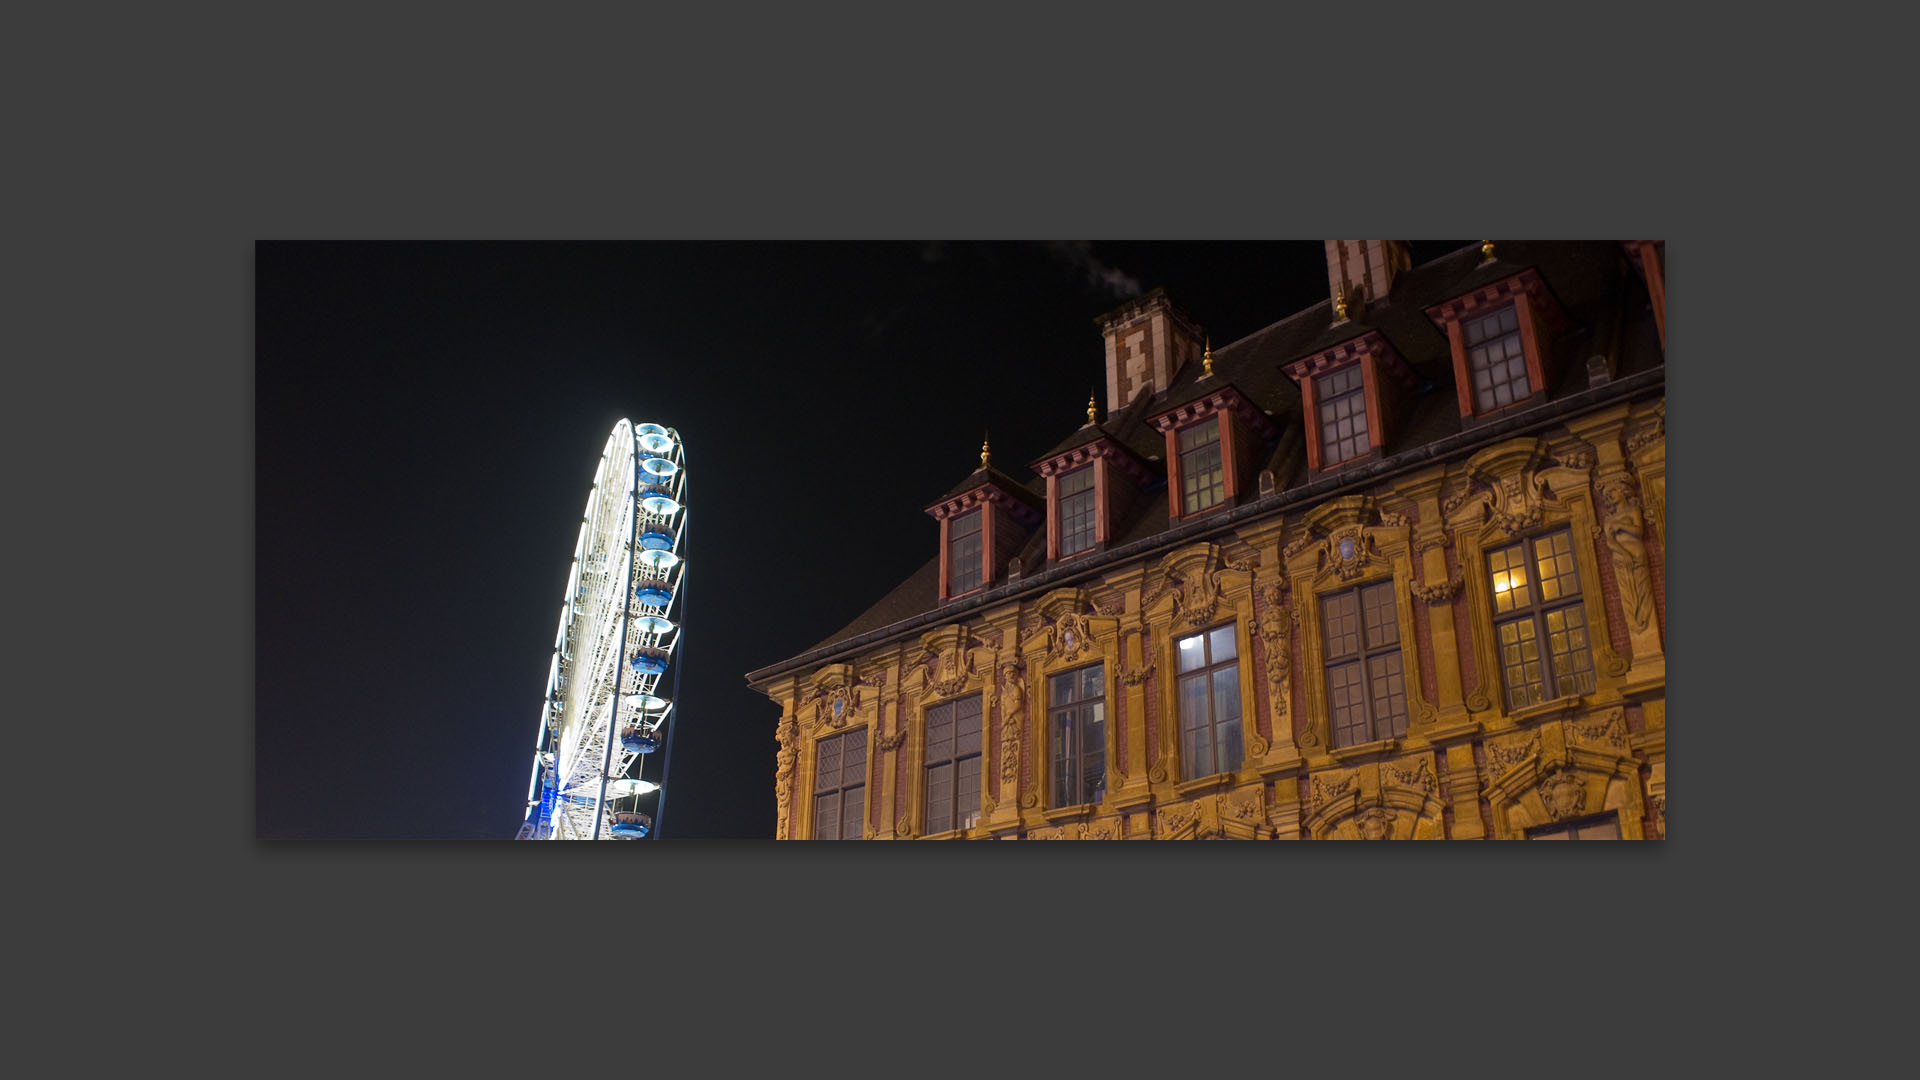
(1179, 420), (1225, 514)
(1465, 304), (1531, 412)
(1315, 365), (1369, 466)
(1526, 812), (1619, 840)
(1487, 529), (1596, 710)
(924, 694), (982, 834)
(1321, 580), (1408, 748)
(1048, 664), (1105, 808)
(811, 728), (866, 840)
(947, 509), (982, 595)
(1057, 466), (1096, 556)
(1176, 624), (1242, 777)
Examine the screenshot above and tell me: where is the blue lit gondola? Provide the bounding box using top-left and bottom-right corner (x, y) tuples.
(639, 529), (674, 551)
(610, 811), (652, 839)
(630, 647), (669, 675)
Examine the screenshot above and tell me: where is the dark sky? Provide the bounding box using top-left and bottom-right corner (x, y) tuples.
(255, 240), (1469, 838)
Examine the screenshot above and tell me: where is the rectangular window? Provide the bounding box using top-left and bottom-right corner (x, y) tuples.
(947, 509), (982, 595)
(1464, 304), (1531, 412)
(1322, 580), (1409, 748)
(1488, 529), (1597, 710)
(924, 694), (982, 834)
(1048, 663), (1106, 808)
(1176, 624), (1242, 778)
(1314, 365), (1370, 466)
(1178, 420), (1225, 514)
(811, 728), (867, 840)
(1057, 466), (1097, 557)
(1526, 812), (1620, 840)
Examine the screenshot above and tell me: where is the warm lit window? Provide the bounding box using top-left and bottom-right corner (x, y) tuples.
(812, 728), (866, 840)
(924, 694), (982, 833)
(1465, 304), (1531, 411)
(1527, 813), (1619, 840)
(1179, 420), (1225, 514)
(1057, 466), (1096, 556)
(948, 509), (982, 594)
(1487, 529), (1596, 710)
(1176, 624), (1242, 777)
(1322, 580), (1409, 748)
(1048, 664), (1105, 808)
(1314, 365), (1369, 466)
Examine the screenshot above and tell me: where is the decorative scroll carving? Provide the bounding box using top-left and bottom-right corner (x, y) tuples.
(1257, 583), (1294, 727)
(1156, 802), (1200, 838)
(1121, 661), (1156, 686)
(1555, 449), (1595, 471)
(774, 714), (798, 839)
(1148, 761), (1168, 784)
(998, 661), (1026, 786)
(1308, 773), (1356, 816)
(1145, 545), (1228, 628)
(1537, 767), (1586, 820)
(1323, 525), (1380, 581)
(1484, 734), (1539, 783)
(918, 627), (980, 699)
(1598, 476), (1654, 636)
(1626, 411), (1665, 453)
(1223, 785), (1263, 823)
(1084, 819), (1120, 841)
(806, 664), (873, 729)
(896, 814), (914, 838)
(877, 727), (906, 753)
(1355, 806), (1396, 840)
(1569, 708), (1628, 750)
(1410, 572), (1465, 605)
(1048, 610), (1096, 663)
(1384, 757), (1435, 797)
(1094, 595), (1125, 617)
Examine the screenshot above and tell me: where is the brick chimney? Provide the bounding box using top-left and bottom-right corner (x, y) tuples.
(1324, 241), (1412, 312)
(1096, 289), (1206, 415)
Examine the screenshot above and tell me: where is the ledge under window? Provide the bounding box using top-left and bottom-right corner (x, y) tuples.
(1327, 736), (1399, 763)
(1174, 772), (1235, 797)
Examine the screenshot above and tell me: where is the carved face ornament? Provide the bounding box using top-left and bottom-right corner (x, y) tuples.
(1357, 807), (1394, 840)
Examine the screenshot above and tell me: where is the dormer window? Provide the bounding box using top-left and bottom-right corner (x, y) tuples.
(1178, 420), (1225, 514)
(1426, 268), (1565, 423)
(1057, 466), (1096, 557)
(1464, 304), (1530, 412)
(947, 509), (983, 595)
(1314, 365), (1369, 467)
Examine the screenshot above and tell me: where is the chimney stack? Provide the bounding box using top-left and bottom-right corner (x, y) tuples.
(1096, 289), (1206, 416)
(1324, 241), (1413, 313)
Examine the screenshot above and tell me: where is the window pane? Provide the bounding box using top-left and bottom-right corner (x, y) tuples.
(1323, 591), (1360, 659)
(814, 793), (837, 840)
(1050, 670), (1078, 705)
(925, 762), (952, 834)
(1211, 666), (1241, 725)
(1576, 817), (1620, 840)
(1177, 631), (1208, 672)
(1369, 652), (1408, 739)
(815, 738), (841, 791)
(1178, 671), (1210, 733)
(1080, 663), (1104, 700)
(1361, 581), (1398, 648)
(841, 786), (864, 840)
(1208, 623), (1237, 662)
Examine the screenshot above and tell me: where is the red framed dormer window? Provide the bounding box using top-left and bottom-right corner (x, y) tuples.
(946, 508), (984, 596)
(1056, 466), (1097, 557)
(1286, 331), (1415, 478)
(1426, 268), (1565, 424)
(1177, 419), (1226, 515)
(1148, 384), (1279, 523)
(1313, 365), (1369, 467)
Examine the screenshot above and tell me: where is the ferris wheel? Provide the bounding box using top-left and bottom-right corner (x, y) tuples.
(517, 419), (688, 840)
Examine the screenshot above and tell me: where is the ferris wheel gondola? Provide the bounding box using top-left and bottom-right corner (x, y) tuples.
(519, 420), (688, 840)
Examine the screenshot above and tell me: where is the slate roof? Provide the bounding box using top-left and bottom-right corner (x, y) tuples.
(762, 241), (1662, 680)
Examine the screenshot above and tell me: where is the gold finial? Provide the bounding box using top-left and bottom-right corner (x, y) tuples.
(980, 432), (990, 468)
(1481, 240), (1495, 261)
(1087, 391), (1098, 426)
(1334, 289), (1348, 322)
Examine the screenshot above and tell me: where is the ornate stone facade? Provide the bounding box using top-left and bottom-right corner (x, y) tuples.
(749, 242), (1666, 841)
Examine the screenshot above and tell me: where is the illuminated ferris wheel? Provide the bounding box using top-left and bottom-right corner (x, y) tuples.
(517, 419), (688, 840)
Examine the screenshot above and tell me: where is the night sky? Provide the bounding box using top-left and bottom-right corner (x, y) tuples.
(255, 240), (1469, 838)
